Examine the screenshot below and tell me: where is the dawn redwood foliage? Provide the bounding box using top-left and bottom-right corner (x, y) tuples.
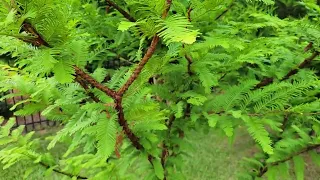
(0, 0), (320, 179)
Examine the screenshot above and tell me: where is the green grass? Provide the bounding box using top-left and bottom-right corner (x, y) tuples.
(183, 128), (257, 180)
(0, 127), (319, 179)
(183, 128), (320, 180)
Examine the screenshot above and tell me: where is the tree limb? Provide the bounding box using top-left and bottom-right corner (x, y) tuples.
(185, 54), (193, 76)
(114, 96), (143, 150)
(257, 144), (320, 177)
(105, 0), (136, 22)
(39, 162), (87, 179)
(254, 51), (319, 89)
(117, 33), (160, 96)
(215, 0), (235, 20)
(74, 66), (117, 99)
(281, 51), (320, 81)
(75, 76), (100, 103)
(187, 6), (193, 22)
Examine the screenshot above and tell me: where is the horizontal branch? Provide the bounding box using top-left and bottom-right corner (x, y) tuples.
(73, 66), (117, 99)
(106, 0), (136, 22)
(75, 76), (100, 103)
(215, 0), (235, 20)
(255, 51), (319, 89)
(281, 51), (320, 81)
(258, 144), (320, 177)
(39, 162), (87, 179)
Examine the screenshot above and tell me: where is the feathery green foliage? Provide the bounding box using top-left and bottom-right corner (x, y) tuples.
(0, 0), (320, 179)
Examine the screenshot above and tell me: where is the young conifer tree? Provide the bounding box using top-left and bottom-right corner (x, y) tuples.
(0, 0), (319, 179)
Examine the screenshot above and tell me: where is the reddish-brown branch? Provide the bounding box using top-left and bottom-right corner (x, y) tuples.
(75, 66), (144, 151)
(187, 6), (193, 22)
(75, 76), (100, 103)
(257, 144), (320, 177)
(280, 114), (289, 133)
(20, 22), (51, 47)
(184, 103), (191, 118)
(255, 51), (319, 89)
(304, 42), (313, 52)
(215, 0), (235, 20)
(105, 0), (136, 22)
(185, 54), (193, 76)
(74, 66), (117, 99)
(39, 162), (87, 179)
(161, 143), (169, 168)
(281, 51), (319, 81)
(117, 36), (160, 96)
(184, 7), (193, 76)
(114, 96), (143, 150)
(167, 115), (175, 131)
(254, 77), (274, 89)
(117, 0), (172, 96)
(162, 0), (172, 18)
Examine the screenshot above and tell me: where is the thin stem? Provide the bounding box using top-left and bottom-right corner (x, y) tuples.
(74, 66), (117, 99)
(187, 6), (193, 22)
(39, 162), (87, 179)
(117, 34), (160, 96)
(114, 96), (143, 149)
(281, 51), (320, 81)
(162, 0), (172, 18)
(215, 0), (235, 20)
(185, 54), (193, 76)
(254, 77), (274, 90)
(75, 76), (100, 103)
(184, 6), (193, 76)
(106, 0), (136, 22)
(280, 114), (289, 133)
(22, 22), (52, 47)
(255, 51), (319, 89)
(257, 144), (320, 177)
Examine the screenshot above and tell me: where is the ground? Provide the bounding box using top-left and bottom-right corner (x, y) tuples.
(0, 128), (319, 180)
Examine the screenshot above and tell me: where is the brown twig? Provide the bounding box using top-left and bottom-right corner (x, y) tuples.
(39, 162), (87, 179)
(21, 22), (52, 47)
(281, 51), (320, 81)
(116, 0), (173, 97)
(75, 76), (100, 103)
(254, 77), (274, 89)
(117, 34), (160, 96)
(161, 47), (193, 174)
(187, 6), (193, 22)
(74, 66), (117, 99)
(255, 51), (319, 89)
(280, 114), (289, 133)
(185, 54), (193, 76)
(162, 0), (172, 18)
(114, 96), (143, 150)
(257, 144), (320, 177)
(115, 0), (172, 150)
(215, 0), (235, 20)
(105, 0), (136, 22)
(304, 42), (313, 52)
(183, 6), (194, 76)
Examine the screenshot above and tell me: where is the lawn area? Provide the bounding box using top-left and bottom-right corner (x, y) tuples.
(0, 128), (319, 180)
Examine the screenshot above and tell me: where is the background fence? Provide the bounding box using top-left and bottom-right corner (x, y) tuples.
(0, 59), (129, 132)
(0, 90), (57, 132)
